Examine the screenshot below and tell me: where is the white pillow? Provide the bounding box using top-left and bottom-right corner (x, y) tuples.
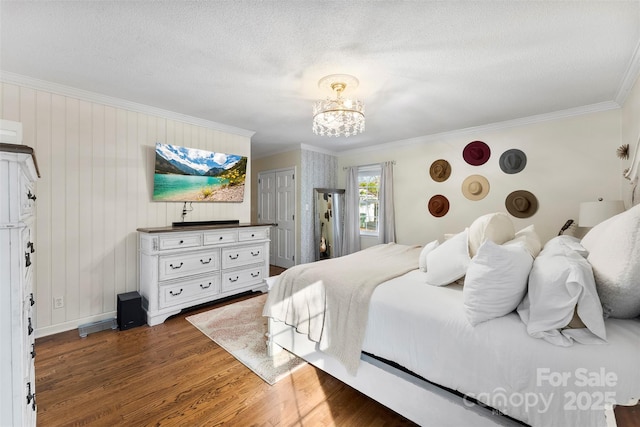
(463, 240), (533, 326)
(581, 203), (640, 318)
(510, 224), (542, 258)
(543, 235), (588, 258)
(468, 212), (515, 257)
(517, 237), (606, 346)
(418, 240), (439, 272)
(425, 229), (470, 286)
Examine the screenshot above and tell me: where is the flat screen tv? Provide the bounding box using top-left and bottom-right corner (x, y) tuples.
(153, 142), (247, 202)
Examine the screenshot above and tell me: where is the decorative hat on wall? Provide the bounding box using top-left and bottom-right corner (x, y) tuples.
(429, 159), (451, 182)
(463, 141), (491, 166)
(505, 190), (538, 218)
(428, 195), (450, 217)
(462, 174), (490, 201)
(499, 149), (527, 174)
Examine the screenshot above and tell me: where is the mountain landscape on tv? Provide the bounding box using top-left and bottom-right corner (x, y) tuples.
(153, 143), (247, 202)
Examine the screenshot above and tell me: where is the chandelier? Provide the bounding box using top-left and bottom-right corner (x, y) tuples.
(312, 74), (365, 137)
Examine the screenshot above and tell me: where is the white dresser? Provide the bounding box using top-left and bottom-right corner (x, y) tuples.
(0, 141), (40, 427)
(137, 224), (271, 326)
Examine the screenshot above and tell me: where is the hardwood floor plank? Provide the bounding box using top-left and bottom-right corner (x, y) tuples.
(35, 289), (415, 426)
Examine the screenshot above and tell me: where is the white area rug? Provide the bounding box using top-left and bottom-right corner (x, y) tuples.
(186, 293), (306, 385)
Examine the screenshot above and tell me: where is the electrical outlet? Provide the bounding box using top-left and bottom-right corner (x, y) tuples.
(54, 296), (64, 309)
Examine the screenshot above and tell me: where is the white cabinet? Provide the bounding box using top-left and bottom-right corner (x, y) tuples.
(138, 225), (271, 326)
(0, 140), (40, 427)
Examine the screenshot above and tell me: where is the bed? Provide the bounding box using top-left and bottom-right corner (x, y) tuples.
(263, 207), (640, 427)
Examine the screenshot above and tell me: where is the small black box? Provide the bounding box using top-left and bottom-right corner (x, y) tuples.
(117, 291), (146, 330)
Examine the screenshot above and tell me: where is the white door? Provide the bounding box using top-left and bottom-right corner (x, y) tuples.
(257, 168), (296, 268)
(275, 169), (295, 268)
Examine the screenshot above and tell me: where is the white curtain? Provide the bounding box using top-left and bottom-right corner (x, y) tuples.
(378, 161), (396, 243)
(342, 166), (361, 255)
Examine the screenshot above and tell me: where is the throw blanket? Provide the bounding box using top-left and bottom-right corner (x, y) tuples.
(263, 243), (421, 375)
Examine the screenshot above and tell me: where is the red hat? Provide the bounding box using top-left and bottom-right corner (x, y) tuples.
(463, 141), (491, 166)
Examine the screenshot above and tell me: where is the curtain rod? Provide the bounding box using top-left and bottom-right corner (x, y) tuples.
(342, 160), (396, 170)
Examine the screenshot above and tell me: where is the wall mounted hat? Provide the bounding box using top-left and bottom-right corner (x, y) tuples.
(429, 159), (451, 182)
(505, 190), (538, 218)
(499, 149), (527, 174)
(462, 174), (490, 201)
(463, 141), (491, 166)
(428, 194), (450, 217)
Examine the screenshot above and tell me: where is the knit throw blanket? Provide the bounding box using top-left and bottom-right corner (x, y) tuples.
(263, 243), (421, 375)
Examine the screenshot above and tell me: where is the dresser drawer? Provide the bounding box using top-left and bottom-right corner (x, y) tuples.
(158, 249), (220, 281)
(238, 228), (269, 242)
(221, 265), (265, 292)
(221, 244), (265, 269)
(203, 230), (238, 246)
(159, 275), (221, 309)
(158, 233), (201, 251)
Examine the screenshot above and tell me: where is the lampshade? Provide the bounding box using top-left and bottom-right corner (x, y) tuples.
(578, 199), (625, 227)
(312, 74), (365, 137)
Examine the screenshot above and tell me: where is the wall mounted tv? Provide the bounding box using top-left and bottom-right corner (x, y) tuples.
(153, 142), (247, 202)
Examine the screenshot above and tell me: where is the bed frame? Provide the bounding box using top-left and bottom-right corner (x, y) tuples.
(267, 317), (524, 427)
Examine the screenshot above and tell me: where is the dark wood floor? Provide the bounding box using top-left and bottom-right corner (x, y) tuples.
(34, 266), (416, 426)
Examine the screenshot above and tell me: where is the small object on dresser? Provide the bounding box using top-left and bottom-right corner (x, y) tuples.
(117, 291), (146, 330)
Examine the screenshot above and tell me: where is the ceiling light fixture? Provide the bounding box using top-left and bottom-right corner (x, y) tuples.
(312, 74), (365, 137)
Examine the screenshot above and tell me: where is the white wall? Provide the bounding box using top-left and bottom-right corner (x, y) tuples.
(338, 108), (624, 247)
(0, 80), (252, 337)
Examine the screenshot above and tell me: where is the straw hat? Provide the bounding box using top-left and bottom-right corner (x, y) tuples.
(505, 190), (538, 218)
(461, 175), (490, 201)
(428, 195), (450, 217)
(499, 149), (527, 174)
(429, 159), (451, 182)
(463, 141), (491, 166)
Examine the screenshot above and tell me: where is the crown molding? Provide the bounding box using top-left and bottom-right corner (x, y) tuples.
(0, 71), (255, 138)
(615, 39), (640, 106)
(338, 101), (621, 157)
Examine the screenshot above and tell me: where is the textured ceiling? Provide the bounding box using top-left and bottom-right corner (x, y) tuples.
(1, 1), (640, 158)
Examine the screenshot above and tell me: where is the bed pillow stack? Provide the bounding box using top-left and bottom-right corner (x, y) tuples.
(580, 203), (640, 318)
(516, 235), (607, 346)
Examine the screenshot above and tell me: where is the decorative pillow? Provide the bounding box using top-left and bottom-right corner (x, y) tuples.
(581, 203), (640, 318)
(468, 212), (516, 257)
(418, 240), (439, 272)
(517, 236), (607, 346)
(509, 224), (542, 258)
(542, 235), (588, 258)
(463, 240), (533, 326)
(425, 229), (470, 286)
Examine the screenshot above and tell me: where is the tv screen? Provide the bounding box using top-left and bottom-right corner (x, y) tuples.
(153, 143), (247, 202)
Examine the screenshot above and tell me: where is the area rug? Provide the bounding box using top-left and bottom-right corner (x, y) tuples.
(186, 293), (306, 385)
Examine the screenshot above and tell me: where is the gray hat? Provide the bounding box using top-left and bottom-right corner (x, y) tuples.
(499, 149), (527, 174)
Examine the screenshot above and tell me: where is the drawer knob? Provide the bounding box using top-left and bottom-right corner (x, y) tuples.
(31, 343), (36, 359)
(169, 288), (183, 296)
(28, 318), (33, 335)
(251, 233), (255, 237)
(229, 276), (239, 283)
(200, 258), (212, 264)
(169, 262), (184, 270)
(27, 382), (36, 410)
(219, 236), (223, 240)
(228, 254), (239, 260)
(30, 293), (35, 306)
(251, 251), (260, 257)
(251, 272), (260, 278)
(25, 251), (32, 267)
(27, 190), (37, 201)
(179, 240), (184, 244)
(28, 241), (35, 253)
(200, 282), (212, 289)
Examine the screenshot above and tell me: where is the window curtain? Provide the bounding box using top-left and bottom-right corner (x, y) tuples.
(342, 166), (361, 255)
(378, 161), (396, 243)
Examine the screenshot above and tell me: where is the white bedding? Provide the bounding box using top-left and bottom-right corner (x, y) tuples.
(362, 270), (640, 427)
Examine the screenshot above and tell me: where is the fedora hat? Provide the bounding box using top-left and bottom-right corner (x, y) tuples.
(428, 195), (450, 217)
(462, 175), (490, 201)
(499, 149), (527, 174)
(429, 159), (451, 182)
(463, 141), (491, 166)
(505, 190), (538, 218)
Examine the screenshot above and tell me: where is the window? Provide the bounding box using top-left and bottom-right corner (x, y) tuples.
(358, 165), (381, 236)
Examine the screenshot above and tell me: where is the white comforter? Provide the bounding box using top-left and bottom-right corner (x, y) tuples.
(362, 270), (640, 427)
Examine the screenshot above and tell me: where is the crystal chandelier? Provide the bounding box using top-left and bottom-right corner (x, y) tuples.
(312, 74), (365, 137)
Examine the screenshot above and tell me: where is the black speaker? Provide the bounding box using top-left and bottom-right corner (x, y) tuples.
(117, 291), (145, 330)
